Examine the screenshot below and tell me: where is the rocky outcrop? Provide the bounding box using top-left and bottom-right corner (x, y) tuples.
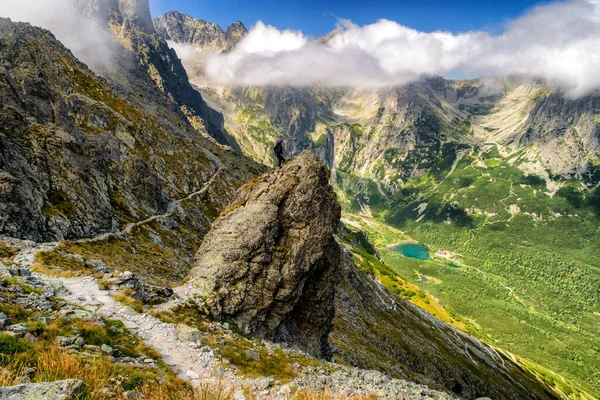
(75, 0), (240, 150)
(0, 379), (85, 400)
(190, 151), (341, 358)
(154, 11), (247, 53)
(187, 149), (555, 397)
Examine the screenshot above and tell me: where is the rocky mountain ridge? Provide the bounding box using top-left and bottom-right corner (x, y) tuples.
(154, 11), (247, 53)
(156, 15), (599, 192)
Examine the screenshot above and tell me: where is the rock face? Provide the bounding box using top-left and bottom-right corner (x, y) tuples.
(0, 17), (256, 242)
(154, 11), (247, 53)
(190, 151), (341, 358)
(0, 379), (85, 400)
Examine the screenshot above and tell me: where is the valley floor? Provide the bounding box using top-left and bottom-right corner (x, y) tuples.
(341, 213), (599, 400)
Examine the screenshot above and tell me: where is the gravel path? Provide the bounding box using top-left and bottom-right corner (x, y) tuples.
(56, 275), (247, 396)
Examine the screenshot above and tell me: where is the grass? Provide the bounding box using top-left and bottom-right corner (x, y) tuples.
(39, 223), (204, 285)
(338, 144), (599, 398)
(113, 291), (144, 313)
(34, 247), (87, 274)
(151, 302), (324, 384)
(0, 242), (19, 260)
(293, 391), (376, 400)
(0, 279), (194, 399)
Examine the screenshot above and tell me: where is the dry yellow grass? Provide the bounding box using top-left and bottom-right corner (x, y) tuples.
(113, 291), (144, 313)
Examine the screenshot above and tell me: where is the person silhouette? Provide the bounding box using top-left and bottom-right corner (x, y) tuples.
(274, 138), (285, 169)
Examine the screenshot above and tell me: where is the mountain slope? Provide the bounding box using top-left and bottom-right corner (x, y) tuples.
(182, 152), (557, 399)
(0, 16), (259, 249)
(154, 17), (600, 396)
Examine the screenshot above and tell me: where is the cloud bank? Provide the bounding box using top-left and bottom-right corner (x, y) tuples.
(0, 0), (116, 70)
(203, 0), (600, 97)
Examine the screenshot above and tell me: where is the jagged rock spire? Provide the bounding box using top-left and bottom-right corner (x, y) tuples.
(190, 151), (341, 358)
(117, 0), (155, 33)
(75, 0), (155, 33)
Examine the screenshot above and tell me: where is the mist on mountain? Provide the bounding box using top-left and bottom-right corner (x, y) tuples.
(0, 0), (116, 70)
(201, 0), (600, 98)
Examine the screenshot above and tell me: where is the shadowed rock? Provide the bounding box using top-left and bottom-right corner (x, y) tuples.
(190, 151), (341, 358)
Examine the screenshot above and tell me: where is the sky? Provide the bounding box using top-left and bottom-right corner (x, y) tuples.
(149, 0), (551, 37)
(1, 0), (599, 97)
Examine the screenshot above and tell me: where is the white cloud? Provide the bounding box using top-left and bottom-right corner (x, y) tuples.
(203, 0), (600, 97)
(167, 40), (198, 61)
(0, 0), (116, 70)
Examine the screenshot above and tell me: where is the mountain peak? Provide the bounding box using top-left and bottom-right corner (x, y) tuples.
(154, 12), (247, 53)
(117, 0), (155, 33)
(76, 0), (155, 33)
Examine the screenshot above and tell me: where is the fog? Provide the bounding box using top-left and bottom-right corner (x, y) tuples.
(200, 0), (600, 97)
(0, 0), (116, 70)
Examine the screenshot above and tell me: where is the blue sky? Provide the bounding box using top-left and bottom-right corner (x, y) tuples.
(149, 0), (551, 37)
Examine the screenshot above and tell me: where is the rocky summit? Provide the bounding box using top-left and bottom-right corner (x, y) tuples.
(190, 151), (341, 359)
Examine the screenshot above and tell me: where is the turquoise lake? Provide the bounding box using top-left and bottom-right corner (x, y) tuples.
(391, 243), (430, 260)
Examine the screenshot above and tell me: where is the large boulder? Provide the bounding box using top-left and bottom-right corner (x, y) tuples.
(0, 379), (85, 399)
(190, 151), (341, 358)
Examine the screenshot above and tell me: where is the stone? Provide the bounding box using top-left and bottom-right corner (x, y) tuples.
(279, 385), (292, 395)
(175, 324), (203, 344)
(83, 345), (102, 354)
(255, 377), (272, 390)
(101, 344), (114, 355)
(7, 324), (30, 337)
(56, 336), (72, 346)
(0, 379), (85, 399)
(190, 152), (342, 359)
(214, 365), (225, 378)
(74, 337), (86, 347)
(186, 370), (199, 380)
(24, 333), (37, 343)
(0, 312), (11, 329)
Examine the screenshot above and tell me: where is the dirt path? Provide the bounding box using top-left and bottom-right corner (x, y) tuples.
(56, 275), (246, 397)
(0, 169), (254, 397)
(73, 169), (222, 244)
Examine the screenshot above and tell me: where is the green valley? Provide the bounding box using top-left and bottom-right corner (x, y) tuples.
(338, 143), (600, 397)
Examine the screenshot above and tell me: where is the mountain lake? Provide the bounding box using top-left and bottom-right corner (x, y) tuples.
(391, 242), (430, 260)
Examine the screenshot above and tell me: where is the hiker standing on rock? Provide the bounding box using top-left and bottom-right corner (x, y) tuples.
(274, 138), (286, 169)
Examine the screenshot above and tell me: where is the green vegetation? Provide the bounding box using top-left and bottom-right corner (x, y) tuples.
(338, 144), (599, 398)
(314, 133), (327, 147)
(41, 189), (76, 218)
(37, 222), (205, 285)
(0, 242), (19, 260)
(0, 281), (195, 399)
(151, 301), (324, 383)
